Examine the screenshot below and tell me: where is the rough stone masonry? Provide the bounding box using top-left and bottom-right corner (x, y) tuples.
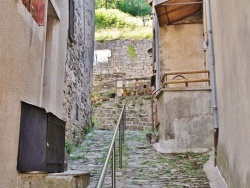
(63, 0), (95, 145)
(94, 39), (153, 87)
(93, 39), (154, 131)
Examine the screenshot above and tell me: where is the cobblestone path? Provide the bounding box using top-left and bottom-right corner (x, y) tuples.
(68, 130), (210, 188)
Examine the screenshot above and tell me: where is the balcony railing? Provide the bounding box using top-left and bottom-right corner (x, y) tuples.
(161, 70), (210, 88)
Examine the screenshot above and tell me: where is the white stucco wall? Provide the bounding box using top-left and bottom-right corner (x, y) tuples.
(210, 0), (250, 187)
(0, 1), (68, 187)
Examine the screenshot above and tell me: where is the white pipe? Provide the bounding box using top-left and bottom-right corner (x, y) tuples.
(153, 0), (160, 91)
(206, 0), (219, 129)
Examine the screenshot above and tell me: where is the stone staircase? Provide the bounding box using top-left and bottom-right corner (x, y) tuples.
(68, 130), (211, 188)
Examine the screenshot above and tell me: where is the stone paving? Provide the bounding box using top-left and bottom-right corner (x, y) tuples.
(68, 130), (211, 188)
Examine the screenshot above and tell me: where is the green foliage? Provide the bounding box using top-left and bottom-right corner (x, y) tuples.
(65, 141), (73, 154)
(95, 27), (153, 40)
(95, 9), (137, 29)
(92, 116), (100, 128)
(95, 0), (118, 9)
(115, 103), (122, 108)
(95, 8), (152, 40)
(95, 0), (152, 17)
(70, 153), (85, 160)
(108, 89), (116, 94)
(99, 153), (106, 164)
(92, 91), (100, 97)
(83, 125), (90, 135)
(117, 0), (152, 16)
(127, 44), (137, 58)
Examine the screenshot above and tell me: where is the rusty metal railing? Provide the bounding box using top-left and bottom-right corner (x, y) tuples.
(96, 104), (126, 188)
(161, 70), (210, 88)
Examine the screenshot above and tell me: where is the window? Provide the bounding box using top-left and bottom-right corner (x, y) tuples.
(22, 0), (45, 26)
(68, 0), (75, 41)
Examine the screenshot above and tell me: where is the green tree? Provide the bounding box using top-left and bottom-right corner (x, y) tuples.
(95, 0), (119, 9)
(117, 0), (152, 16)
(95, 9), (137, 29)
(95, 0), (152, 16)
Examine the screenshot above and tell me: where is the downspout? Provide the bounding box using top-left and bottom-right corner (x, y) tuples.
(205, 0), (219, 166)
(153, 0), (160, 91)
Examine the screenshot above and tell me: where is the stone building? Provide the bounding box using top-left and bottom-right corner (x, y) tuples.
(0, 0), (94, 187)
(150, 0), (213, 152)
(152, 0), (250, 186)
(63, 0), (95, 145)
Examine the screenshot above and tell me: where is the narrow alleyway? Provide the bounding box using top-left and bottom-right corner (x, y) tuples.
(69, 130), (210, 188)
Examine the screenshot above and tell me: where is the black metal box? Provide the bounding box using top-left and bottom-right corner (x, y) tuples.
(17, 102), (65, 173)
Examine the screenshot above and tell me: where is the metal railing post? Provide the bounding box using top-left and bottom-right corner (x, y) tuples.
(112, 143), (116, 188)
(151, 96), (154, 132)
(96, 104), (126, 188)
(122, 107), (125, 144)
(119, 120), (122, 169)
(125, 107), (126, 131)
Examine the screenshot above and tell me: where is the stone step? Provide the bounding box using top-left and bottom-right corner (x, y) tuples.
(19, 170), (90, 188)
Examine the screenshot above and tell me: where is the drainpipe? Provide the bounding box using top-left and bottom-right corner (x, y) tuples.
(205, 0), (219, 166)
(153, 0), (160, 91)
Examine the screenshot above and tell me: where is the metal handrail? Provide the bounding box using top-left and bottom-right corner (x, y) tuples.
(96, 104), (126, 188)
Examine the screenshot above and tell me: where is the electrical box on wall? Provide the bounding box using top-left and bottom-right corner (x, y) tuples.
(17, 101), (66, 173)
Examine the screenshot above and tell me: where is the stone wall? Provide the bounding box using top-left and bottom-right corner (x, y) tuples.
(94, 39), (153, 87)
(63, 0), (95, 145)
(155, 88), (213, 152)
(92, 39), (153, 131)
(93, 96), (152, 131)
(93, 39), (152, 130)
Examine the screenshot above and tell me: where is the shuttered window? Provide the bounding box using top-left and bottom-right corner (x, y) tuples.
(68, 0), (75, 41)
(22, 0), (45, 26)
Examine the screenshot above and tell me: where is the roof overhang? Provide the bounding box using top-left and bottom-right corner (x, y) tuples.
(155, 0), (203, 26)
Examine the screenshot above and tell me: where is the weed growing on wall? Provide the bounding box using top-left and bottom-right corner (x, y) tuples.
(127, 44), (137, 58)
(65, 141), (73, 154)
(92, 116), (100, 129)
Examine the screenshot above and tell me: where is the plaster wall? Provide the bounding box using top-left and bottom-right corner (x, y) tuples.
(210, 0), (250, 187)
(0, 1), (68, 187)
(43, 0), (68, 118)
(0, 2), (45, 187)
(159, 24), (207, 87)
(156, 89), (213, 150)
